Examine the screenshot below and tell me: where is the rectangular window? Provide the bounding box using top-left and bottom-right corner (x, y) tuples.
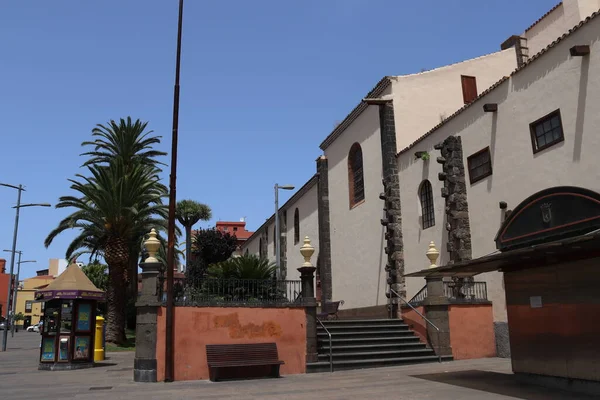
(529, 109), (564, 153)
(467, 147), (493, 184)
(25, 300), (32, 313)
(233, 227), (238, 231)
(461, 75), (478, 104)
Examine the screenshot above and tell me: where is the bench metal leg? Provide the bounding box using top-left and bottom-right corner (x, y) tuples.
(209, 367), (219, 382)
(271, 365), (281, 378)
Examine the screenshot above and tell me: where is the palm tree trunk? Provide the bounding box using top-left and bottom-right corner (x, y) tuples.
(126, 255), (139, 330)
(185, 225), (192, 270)
(106, 261), (127, 344)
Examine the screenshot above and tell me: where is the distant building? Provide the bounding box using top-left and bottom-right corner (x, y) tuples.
(0, 259), (9, 319)
(48, 258), (69, 276)
(15, 273), (55, 327)
(215, 220), (254, 257)
(13, 259), (75, 327)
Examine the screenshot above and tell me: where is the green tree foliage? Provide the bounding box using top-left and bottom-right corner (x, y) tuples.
(208, 255), (276, 280)
(176, 200), (212, 270)
(82, 262), (109, 291)
(186, 228), (237, 281)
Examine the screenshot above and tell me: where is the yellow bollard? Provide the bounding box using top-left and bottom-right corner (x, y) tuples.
(94, 316), (105, 362)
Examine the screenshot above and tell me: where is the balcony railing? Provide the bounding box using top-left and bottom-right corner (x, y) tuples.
(407, 281), (488, 306)
(444, 281), (488, 303)
(407, 285), (428, 307)
(162, 278), (304, 307)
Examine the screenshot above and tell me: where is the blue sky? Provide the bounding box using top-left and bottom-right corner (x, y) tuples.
(0, 0), (558, 279)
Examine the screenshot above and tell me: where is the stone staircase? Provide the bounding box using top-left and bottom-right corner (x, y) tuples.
(306, 319), (452, 373)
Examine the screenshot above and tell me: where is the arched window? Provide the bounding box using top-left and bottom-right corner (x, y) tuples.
(419, 180), (435, 229)
(244, 248), (249, 256)
(273, 226), (277, 255)
(294, 208), (300, 244)
(348, 143), (365, 208)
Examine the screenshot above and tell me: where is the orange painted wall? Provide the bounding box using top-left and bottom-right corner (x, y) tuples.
(448, 304), (496, 360)
(156, 307), (307, 381)
(401, 306), (427, 343)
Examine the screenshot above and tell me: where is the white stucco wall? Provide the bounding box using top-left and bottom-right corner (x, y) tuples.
(392, 48), (517, 151)
(326, 87), (391, 309)
(242, 229), (261, 258)
(284, 183), (319, 282)
(240, 181), (319, 283)
(398, 14), (600, 322)
(524, 0), (600, 56)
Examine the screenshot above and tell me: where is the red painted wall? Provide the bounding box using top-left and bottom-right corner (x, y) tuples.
(448, 304), (496, 360)
(401, 306), (427, 343)
(156, 307), (307, 381)
(403, 304), (496, 360)
(0, 264), (10, 318)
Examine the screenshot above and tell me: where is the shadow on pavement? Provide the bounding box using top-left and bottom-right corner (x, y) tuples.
(411, 370), (594, 399)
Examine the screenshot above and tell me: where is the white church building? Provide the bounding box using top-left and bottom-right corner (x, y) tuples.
(242, 0), (600, 356)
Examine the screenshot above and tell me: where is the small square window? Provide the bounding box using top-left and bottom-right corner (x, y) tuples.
(467, 147), (493, 184)
(233, 227), (238, 231)
(529, 110), (564, 153)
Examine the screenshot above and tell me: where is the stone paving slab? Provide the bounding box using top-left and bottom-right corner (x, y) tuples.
(0, 332), (594, 399)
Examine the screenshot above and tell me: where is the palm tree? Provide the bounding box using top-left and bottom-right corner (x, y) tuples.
(176, 200), (212, 270)
(81, 117), (168, 294)
(81, 117), (166, 168)
(45, 160), (167, 344)
(209, 255), (277, 280)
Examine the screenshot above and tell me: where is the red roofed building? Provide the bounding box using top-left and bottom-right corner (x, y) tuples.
(215, 220), (254, 257)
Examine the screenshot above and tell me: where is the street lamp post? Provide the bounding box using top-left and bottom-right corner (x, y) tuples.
(275, 184), (295, 280)
(4, 250), (35, 337)
(0, 182), (50, 352)
(164, 0), (185, 383)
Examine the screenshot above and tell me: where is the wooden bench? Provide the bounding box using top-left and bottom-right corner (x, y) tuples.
(317, 300), (345, 320)
(206, 343), (284, 382)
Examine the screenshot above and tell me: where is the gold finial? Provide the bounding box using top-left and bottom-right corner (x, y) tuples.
(426, 241), (440, 268)
(300, 236), (315, 268)
(144, 228), (161, 263)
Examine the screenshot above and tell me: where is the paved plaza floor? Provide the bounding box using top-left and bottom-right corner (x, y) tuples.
(0, 331), (594, 399)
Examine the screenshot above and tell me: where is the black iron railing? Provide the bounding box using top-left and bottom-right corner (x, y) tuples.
(444, 281), (488, 303)
(163, 278), (304, 307)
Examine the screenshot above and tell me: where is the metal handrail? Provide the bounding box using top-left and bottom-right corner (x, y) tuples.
(316, 318), (333, 372)
(390, 288), (442, 363)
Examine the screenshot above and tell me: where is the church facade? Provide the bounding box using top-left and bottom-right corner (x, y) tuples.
(242, 0), (600, 355)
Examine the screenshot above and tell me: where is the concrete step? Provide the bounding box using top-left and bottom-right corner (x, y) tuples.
(320, 319), (407, 327)
(318, 323), (410, 331)
(306, 355), (453, 373)
(318, 336), (422, 346)
(317, 348), (436, 362)
(318, 342), (428, 354)
(317, 330), (416, 339)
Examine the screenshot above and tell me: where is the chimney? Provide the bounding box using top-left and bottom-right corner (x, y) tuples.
(0, 259), (5, 274)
